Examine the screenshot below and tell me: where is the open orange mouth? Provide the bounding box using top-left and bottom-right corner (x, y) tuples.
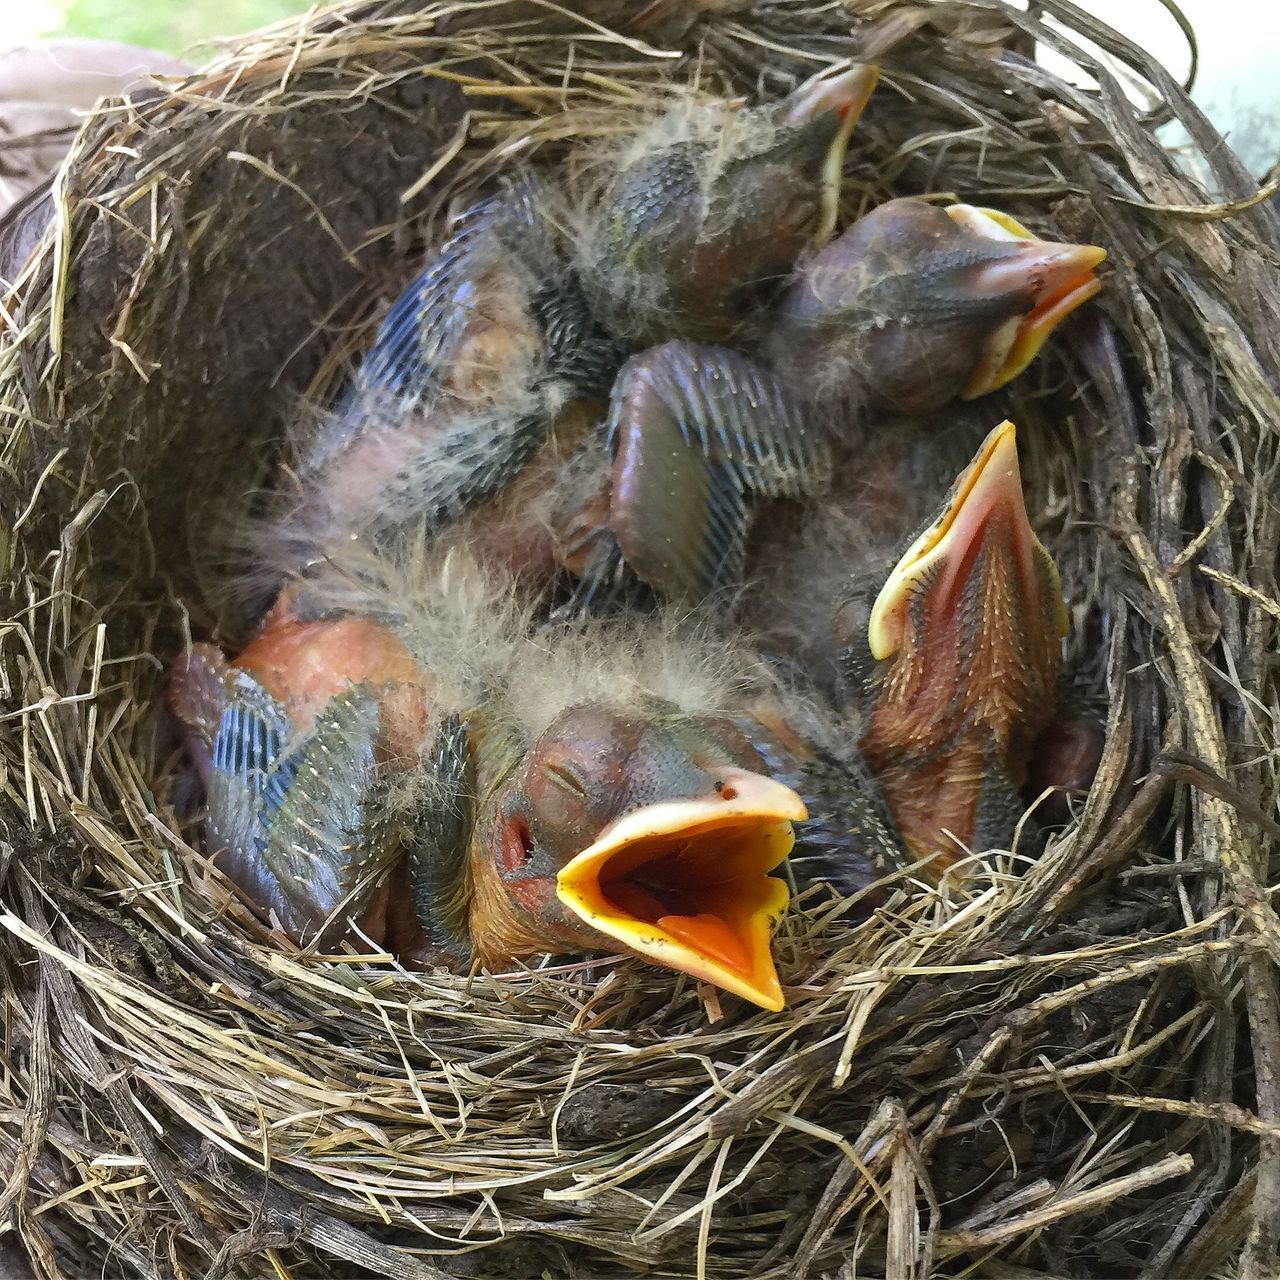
(945, 205), (1106, 399)
(868, 419), (1068, 663)
(555, 771), (806, 1010)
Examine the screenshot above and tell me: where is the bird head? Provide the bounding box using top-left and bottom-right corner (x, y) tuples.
(768, 198), (1106, 415)
(850, 420), (1067, 872)
(944, 204), (1107, 398)
(718, 61), (881, 272)
(589, 62), (879, 344)
(471, 701), (806, 1010)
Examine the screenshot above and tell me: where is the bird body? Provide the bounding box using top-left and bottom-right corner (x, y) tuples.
(572, 198), (1106, 604)
(260, 64), (880, 608)
(583, 61), (879, 345)
(171, 549), (819, 1010)
(169, 64), (1111, 1004)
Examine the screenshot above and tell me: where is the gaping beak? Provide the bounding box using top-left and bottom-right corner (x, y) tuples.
(944, 206), (1106, 400)
(782, 63), (880, 245)
(861, 421), (1068, 872)
(868, 419), (1067, 665)
(555, 770), (807, 1011)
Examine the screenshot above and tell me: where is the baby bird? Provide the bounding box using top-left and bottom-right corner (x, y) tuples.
(603, 201), (1106, 602)
(168, 614), (431, 943)
(583, 61), (879, 346)
(274, 185), (615, 588)
(746, 418), (1090, 887)
(763, 201), (1107, 412)
(852, 420), (1068, 875)
(170, 424), (1091, 988)
(169, 551), (811, 1011)
(268, 63), (878, 595)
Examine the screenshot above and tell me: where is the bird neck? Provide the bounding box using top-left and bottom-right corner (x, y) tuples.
(863, 535), (1059, 771)
(465, 848), (572, 968)
(864, 738), (988, 873)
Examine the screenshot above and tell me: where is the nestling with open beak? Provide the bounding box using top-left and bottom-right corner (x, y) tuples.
(265, 63), (878, 597)
(599, 200), (1106, 602)
(169, 550), (812, 1011)
(836, 420), (1077, 878)
(732, 413), (1101, 896)
(725, 417), (1098, 894)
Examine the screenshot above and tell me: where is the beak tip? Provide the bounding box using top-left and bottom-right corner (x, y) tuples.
(990, 419), (1020, 468)
(843, 61), (881, 104)
(726, 963), (787, 1013)
(786, 61), (880, 125)
(867, 418), (1033, 656)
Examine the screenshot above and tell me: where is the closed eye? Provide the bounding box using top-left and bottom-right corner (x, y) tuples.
(545, 761), (589, 800)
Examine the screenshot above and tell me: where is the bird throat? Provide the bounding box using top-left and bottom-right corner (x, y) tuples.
(864, 738), (993, 874)
(465, 846), (595, 968)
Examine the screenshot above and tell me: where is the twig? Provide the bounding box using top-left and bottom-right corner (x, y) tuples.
(936, 1154), (1194, 1256)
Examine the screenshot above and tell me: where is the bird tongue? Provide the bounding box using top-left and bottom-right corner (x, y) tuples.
(604, 880), (750, 975)
(657, 913), (750, 974)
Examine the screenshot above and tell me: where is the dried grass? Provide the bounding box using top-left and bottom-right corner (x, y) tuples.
(0, 1), (1278, 1276)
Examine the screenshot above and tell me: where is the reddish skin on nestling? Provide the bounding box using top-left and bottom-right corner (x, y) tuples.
(235, 613), (433, 763)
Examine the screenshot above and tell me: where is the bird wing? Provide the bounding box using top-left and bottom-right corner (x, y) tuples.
(606, 341), (832, 600)
(306, 183), (623, 542)
(331, 195), (510, 428)
(406, 713), (475, 955)
(206, 670), (289, 872)
(207, 675), (401, 944)
(971, 742), (1041, 857)
(358, 401), (556, 538)
(552, 528), (656, 619)
(783, 748), (904, 901)
(256, 685), (400, 943)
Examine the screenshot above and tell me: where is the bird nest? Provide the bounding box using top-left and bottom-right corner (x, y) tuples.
(1, 2), (1279, 1276)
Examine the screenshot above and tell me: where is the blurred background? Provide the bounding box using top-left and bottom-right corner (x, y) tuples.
(4, 0), (1278, 176)
(9, 0), (314, 57)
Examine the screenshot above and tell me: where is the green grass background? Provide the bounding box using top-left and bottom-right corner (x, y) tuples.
(43, 0), (314, 55)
